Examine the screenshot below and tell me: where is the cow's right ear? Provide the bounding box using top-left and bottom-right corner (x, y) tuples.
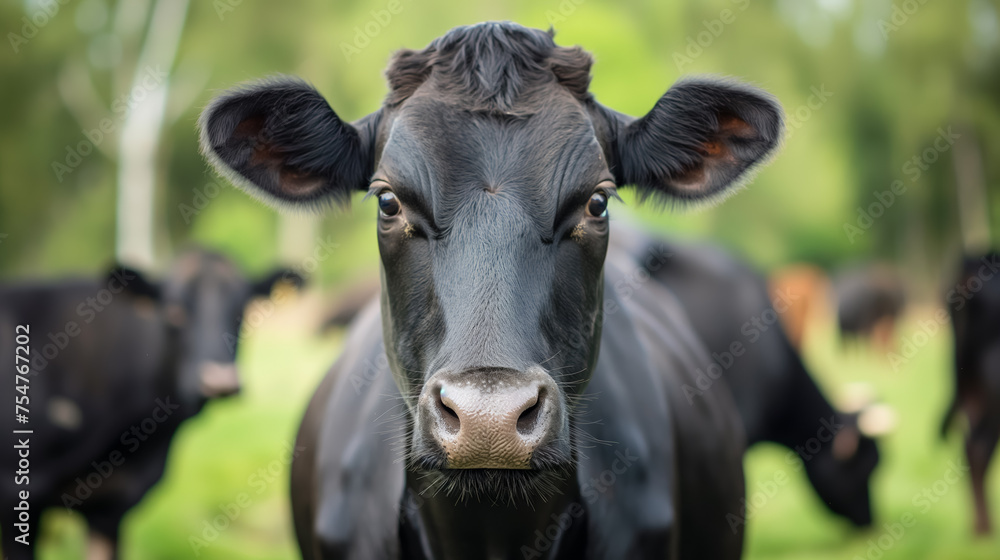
(108, 266), (161, 301)
(199, 76), (380, 207)
(598, 77), (783, 204)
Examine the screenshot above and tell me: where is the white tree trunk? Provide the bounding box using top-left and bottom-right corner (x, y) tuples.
(952, 130), (992, 255)
(115, 0), (189, 268)
(278, 213), (321, 265)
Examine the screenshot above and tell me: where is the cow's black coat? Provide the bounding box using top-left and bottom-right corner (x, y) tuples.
(942, 252), (1000, 535)
(0, 249), (298, 559)
(614, 228), (880, 527)
(833, 264), (906, 348)
(200, 22), (784, 559)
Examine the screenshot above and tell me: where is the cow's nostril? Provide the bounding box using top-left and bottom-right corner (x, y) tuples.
(435, 386), (461, 433)
(516, 389), (543, 435)
(516, 402), (540, 434)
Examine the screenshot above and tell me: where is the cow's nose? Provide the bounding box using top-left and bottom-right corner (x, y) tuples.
(199, 362), (241, 398)
(419, 368), (561, 469)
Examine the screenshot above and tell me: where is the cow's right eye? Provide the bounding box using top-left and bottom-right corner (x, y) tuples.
(378, 192), (401, 217)
(586, 192), (609, 218)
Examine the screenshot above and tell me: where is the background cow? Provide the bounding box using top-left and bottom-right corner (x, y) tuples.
(833, 263), (907, 351)
(614, 228), (884, 527)
(199, 22), (783, 560)
(0, 248), (300, 559)
(318, 231), (887, 528)
(941, 251), (1000, 535)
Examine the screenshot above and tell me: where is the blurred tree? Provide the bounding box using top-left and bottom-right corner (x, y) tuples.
(0, 0), (997, 297)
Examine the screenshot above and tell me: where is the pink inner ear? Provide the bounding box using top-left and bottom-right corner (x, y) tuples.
(689, 114), (755, 183)
(279, 168), (325, 196)
(698, 115), (754, 156)
(233, 114), (266, 140)
(702, 141), (724, 156)
(717, 114), (754, 137)
(669, 163), (709, 194)
(671, 115), (755, 195)
(234, 115), (326, 198)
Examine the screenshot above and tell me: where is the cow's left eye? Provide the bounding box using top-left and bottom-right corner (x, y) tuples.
(378, 191), (401, 217)
(586, 192), (608, 218)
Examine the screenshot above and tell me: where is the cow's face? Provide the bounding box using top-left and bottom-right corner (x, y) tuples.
(806, 419), (879, 526)
(199, 23), (782, 498)
(371, 93), (613, 479)
(115, 251), (301, 407)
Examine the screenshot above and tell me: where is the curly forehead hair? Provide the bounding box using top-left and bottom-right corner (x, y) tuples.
(384, 22), (594, 112)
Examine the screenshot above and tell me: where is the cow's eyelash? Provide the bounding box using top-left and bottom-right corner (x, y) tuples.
(364, 181), (392, 200)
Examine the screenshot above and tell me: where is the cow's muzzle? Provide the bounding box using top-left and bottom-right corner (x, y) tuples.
(199, 361), (241, 398)
(418, 367), (563, 469)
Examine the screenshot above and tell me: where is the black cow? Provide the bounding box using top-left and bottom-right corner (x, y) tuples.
(0, 248), (299, 559)
(613, 228), (882, 527)
(318, 231), (885, 529)
(833, 263), (906, 350)
(199, 22), (783, 559)
(941, 251), (1000, 535)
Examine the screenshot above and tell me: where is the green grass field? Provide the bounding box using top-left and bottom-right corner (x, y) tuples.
(36, 306), (1000, 559)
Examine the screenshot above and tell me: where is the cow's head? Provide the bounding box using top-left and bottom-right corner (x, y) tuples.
(807, 413), (882, 526)
(199, 22), (782, 498)
(113, 249), (302, 406)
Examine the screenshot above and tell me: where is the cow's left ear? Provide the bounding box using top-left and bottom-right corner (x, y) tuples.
(199, 76), (380, 208)
(108, 266), (161, 300)
(602, 77), (783, 202)
(252, 269), (305, 297)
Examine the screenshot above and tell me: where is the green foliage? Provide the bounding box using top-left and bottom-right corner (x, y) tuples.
(33, 313), (1000, 560)
(2, 0), (998, 279)
(3, 1), (999, 557)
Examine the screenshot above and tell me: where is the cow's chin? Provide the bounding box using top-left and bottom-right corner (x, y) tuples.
(409, 448), (574, 505)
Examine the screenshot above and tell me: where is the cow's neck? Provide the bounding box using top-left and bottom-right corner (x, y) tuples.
(401, 470), (586, 560)
(772, 358), (839, 449)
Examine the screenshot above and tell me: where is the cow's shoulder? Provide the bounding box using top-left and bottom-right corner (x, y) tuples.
(592, 251), (746, 559)
(296, 298), (405, 559)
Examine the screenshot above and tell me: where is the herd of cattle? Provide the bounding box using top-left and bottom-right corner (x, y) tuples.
(2, 21), (998, 560)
